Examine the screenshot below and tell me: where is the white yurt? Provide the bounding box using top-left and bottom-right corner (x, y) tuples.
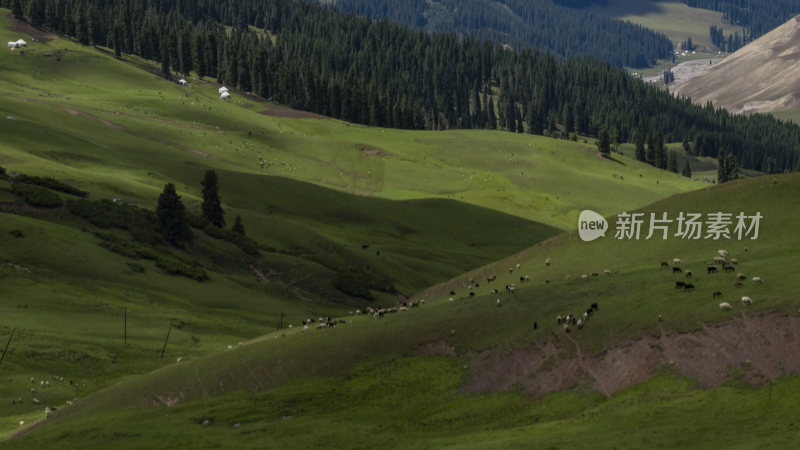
(8, 41), (18, 49)
(220, 91), (231, 100)
(218, 86), (228, 94)
(178, 78), (187, 86)
(15, 39), (27, 47)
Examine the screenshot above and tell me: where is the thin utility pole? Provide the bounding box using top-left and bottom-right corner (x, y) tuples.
(161, 322), (173, 359)
(0, 329), (15, 368)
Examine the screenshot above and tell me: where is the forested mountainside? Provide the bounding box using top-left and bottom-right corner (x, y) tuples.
(325, 0), (672, 68)
(5, 0), (799, 173)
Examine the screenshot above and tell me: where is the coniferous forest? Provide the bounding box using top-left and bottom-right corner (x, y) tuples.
(6, 0), (799, 173)
(326, 0), (674, 68)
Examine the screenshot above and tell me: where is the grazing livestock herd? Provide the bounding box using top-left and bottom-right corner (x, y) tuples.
(664, 248), (763, 315)
(10, 375), (75, 424)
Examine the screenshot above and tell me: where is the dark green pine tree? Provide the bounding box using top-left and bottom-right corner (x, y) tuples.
(717, 150), (728, 183)
(667, 150), (678, 173)
(681, 159), (692, 178)
(597, 127), (611, 156)
(232, 215), (245, 235)
(156, 183), (192, 245)
(655, 130), (667, 169)
(160, 36), (171, 78)
(613, 121), (622, 152)
(11, 0), (23, 18)
(646, 130), (656, 165)
(725, 152), (740, 181)
(635, 130), (646, 162)
(75, 6), (90, 46)
(112, 21), (123, 58)
(201, 170), (225, 228)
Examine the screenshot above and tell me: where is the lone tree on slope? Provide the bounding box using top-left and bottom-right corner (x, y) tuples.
(201, 170), (225, 227)
(232, 215), (246, 236)
(157, 183), (192, 246)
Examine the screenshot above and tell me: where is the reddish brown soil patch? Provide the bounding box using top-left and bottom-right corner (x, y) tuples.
(8, 14), (56, 43)
(461, 313), (800, 398)
(260, 105), (328, 119)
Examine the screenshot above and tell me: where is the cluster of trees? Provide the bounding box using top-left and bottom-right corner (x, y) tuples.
(682, 0), (800, 39)
(5, 0), (800, 174)
(709, 25), (745, 52)
(328, 0), (673, 68)
(633, 129), (690, 177)
(156, 170), (246, 247)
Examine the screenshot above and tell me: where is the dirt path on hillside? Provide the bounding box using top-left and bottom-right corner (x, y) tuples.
(460, 312), (800, 398)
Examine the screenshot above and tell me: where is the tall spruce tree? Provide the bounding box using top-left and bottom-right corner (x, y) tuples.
(201, 170), (225, 227)
(717, 150), (728, 183)
(681, 159), (692, 178)
(667, 150), (678, 173)
(597, 127), (611, 156)
(646, 131), (656, 165)
(156, 183), (192, 245)
(725, 152), (740, 181)
(635, 130), (645, 162)
(655, 130), (667, 169)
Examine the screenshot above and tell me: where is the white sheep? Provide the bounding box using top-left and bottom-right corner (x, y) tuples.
(545, 258), (551, 266)
(577, 319), (583, 329)
(718, 249), (728, 257)
(752, 277), (763, 284)
(516, 263), (521, 270)
(741, 296), (753, 305)
(19, 421), (24, 427)
(420, 299), (425, 304)
(496, 298), (501, 306)
(176, 357), (183, 363)
(226, 345), (233, 349)
(302, 325), (309, 333)
(731, 258), (738, 264)
(581, 274), (588, 279)
(288, 324), (293, 329)
(448, 297), (454, 302)
(237, 342), (243, 347)
(719, 302), (732, 311)
(603, 269), (611, 275)
(673, 258), (683, 264)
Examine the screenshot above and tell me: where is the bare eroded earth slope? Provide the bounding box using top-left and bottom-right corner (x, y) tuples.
(672, 15), (800, 114)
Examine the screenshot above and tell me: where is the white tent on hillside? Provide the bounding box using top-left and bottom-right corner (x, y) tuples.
(178, 78), (187, 86)
(15, 39), (27, 47)
(220, 91), (231, 100)
(218, 86), (228, 94)
(8, 41), (18, 49)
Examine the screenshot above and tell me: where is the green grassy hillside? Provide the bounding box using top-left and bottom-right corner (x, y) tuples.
(0, 10), (711, 441)
(10, 173), (798, 448)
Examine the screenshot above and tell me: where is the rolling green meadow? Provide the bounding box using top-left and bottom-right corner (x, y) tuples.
(2, 8), (800, 448)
